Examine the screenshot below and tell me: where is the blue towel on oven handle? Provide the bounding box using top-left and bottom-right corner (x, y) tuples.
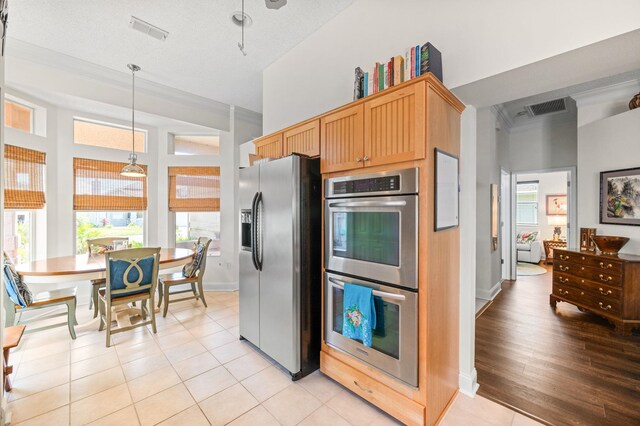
(342, 283), (376, 347)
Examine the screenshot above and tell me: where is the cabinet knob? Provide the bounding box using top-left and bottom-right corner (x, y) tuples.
(559, 254), (569, 260)
(599, 262), (613, 269)
(557, 288), (569, 295)
(559, 265), (569, 272)
(363, 155), (369, 161)
(598, 287), (612, 296)
(598, 302), (612, 311)
(355, 157), (362, 162)
(559, 277), (570, 284)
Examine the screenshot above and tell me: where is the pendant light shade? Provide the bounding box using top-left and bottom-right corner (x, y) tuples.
(121, 63), (146, 177)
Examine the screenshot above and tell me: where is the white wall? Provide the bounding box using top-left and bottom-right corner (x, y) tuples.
(506, 120), (577, 173)
(475, 108), (503, 300)
(577, 108), (640, 255)
(517, 171), (568, 244)
(262, 0), (640, 133)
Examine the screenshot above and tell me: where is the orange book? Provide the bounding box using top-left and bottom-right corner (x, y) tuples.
(394, 54), (405, 84)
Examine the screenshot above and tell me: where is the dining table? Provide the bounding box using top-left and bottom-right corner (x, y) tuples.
(15, 248), (194, 284)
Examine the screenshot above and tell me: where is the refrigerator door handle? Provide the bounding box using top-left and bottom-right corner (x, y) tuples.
(250, 192), (260, 271)
(255, 192), (264, 271)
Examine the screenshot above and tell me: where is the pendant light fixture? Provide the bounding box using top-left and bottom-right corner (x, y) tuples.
(120, 63), (146, 177)
(237, 0), (247, 56)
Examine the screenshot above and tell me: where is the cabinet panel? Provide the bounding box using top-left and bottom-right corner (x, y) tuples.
(254, 133), (283, 159)
(364, 81), (426, 167)
(284, 119), (320, 157)
(320, 105), (364, 173)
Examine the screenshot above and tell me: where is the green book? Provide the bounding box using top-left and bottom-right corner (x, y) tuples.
(378, 63), (385, 92)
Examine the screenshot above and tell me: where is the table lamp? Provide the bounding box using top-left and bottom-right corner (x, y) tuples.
(548, 215), (567, 241)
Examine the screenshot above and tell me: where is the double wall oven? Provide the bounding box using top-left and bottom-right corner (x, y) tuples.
(324, 168), (419, 387)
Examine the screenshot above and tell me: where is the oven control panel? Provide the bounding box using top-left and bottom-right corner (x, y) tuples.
(325, 168), (418, 198)
(332, 175), (399, 195)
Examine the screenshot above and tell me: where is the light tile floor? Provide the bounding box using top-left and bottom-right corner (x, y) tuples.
(7, 291), (541, 425)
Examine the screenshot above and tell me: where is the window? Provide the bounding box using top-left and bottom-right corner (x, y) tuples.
(171, 134), (219, 156)
(169, 166), (220, 255)
(76, 212), (144, 254)
(176, 212), (220, 256)
(74, 119), (146, 153)
(74, 158), (147, 253)
(517, 182), (538, 225)
(3, 211), (33, 264)
(4, 100), (34, 133)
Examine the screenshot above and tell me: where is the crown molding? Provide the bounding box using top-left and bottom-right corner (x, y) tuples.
(490, 104), (513, 131)
(572, 78), (640, 108)
(233, 105), (263, 127)
(5, 38), (238, 120)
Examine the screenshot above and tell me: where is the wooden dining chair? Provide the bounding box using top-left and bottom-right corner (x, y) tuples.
(86, 236), (130, 319)
(157, 238), (211, 317)
(98, 247), (160, 347)
(2, 254), (77, 339)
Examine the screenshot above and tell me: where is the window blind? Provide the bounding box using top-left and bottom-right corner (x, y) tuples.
(4, 144), (46, 209)
(73, 158), (147, 211)
(169, 166), (220, 212)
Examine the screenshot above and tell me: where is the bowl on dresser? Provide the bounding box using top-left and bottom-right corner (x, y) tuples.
(591, 235), (630, 255)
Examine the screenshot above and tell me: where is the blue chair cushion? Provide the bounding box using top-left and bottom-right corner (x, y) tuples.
(3, 265), (27, 308)
(108, 255), (155, 298)
(2, 252), (32, 307)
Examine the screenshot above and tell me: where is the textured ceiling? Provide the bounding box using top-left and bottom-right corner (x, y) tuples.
(9, 0), (354, 113)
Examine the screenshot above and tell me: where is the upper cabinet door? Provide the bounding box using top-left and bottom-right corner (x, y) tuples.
(284, 119), (320, 158)
(363, 81), (426, 167)
(320, 104), (364, 173)
(254, 133), (284, 159)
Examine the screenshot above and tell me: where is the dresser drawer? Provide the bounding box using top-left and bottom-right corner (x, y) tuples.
(556, 251), (624, 275)
(554, 262), (622, 286)
(552, 282), (621, 315)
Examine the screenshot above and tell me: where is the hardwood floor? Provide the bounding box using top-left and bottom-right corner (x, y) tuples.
(475, 264), (640, 426)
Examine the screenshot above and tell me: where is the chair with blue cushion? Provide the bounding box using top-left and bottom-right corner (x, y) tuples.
(2, 253), (77, 339)
(98, 247), (160, 347)
(157, 237), (211, 318)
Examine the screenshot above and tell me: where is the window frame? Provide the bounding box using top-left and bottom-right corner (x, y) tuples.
(73, 117), (148, 154)
(3, 210), (36, 264)
(169, 133), (220, 156)
(74, 211), (147, 255)
(516, 181), (539, 226)
(4, 98), (35, 134)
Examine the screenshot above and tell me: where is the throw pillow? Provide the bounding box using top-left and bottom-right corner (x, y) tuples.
(516, 231), (538, 244)
(2, 252), (33, 306)
(182, 243), (206, 278)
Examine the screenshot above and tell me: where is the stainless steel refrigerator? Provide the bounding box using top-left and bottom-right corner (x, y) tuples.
(239, 154), (321, 380)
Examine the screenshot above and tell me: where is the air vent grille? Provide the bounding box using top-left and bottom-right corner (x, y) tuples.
(129, 16), (169, 41)
(525, 98), (567, 117)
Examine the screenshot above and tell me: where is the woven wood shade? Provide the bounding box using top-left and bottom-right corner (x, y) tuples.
(4, 144), (46, 209)
(74, 158), (147, 211)
(169, 166), (220, 212)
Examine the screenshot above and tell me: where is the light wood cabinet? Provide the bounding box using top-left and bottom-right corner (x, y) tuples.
(284, 119), (320, 157)
(320, 104), (364, 173)
(254, 133), (283, 159)
(364, 81), (426, 167)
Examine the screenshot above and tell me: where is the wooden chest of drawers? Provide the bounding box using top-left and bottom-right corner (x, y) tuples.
(550, 249), (640, 335)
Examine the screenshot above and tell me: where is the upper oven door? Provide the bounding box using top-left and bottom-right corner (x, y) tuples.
(325, 194), (418, 289)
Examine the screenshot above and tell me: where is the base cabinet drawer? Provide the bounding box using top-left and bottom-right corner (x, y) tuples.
(320, 351), (425, 425)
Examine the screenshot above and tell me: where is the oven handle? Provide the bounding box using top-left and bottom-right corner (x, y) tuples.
(328, 200), (407, 208)
(329, 277), (406, 301)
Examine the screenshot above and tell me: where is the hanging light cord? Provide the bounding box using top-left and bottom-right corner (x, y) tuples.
(131, 66), (135, 156)
(238, 0), (247, 56)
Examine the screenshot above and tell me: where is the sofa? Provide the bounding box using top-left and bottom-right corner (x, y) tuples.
(516, 231), (541, 263)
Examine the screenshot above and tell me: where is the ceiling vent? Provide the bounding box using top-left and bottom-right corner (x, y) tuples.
(524, 98), (567, 118)
(129, 16), (169, 41)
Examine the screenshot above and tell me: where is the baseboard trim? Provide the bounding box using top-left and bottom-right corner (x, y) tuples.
(476, 281), (502, 301)
(203, 281), (238, 292)
(459, 369), (479, 396)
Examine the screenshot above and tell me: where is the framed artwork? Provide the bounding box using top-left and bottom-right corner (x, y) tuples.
(600, 167), (640, 226)
(491, 184), (498, 251)
(546, 194), (567, 216)
(434, 148), (459, 231)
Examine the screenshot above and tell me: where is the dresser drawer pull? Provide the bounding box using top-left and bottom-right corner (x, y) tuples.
(598, 274), (613, 283)
(598, 287), (612, 296)
(559, 254), (570, 260)
(353, 380), (373, 394)
(558, 277), (570, 284)
(599, 262), (614, 269)
(598, 302), (612, 311)
(557, 288), (569, 295)
(559, 265), (570, 272)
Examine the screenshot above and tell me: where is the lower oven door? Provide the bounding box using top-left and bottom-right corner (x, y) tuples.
(324, 272), (418, 387)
